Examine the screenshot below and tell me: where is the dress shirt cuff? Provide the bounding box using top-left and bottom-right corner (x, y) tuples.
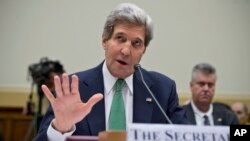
(47, 119), (76, 141)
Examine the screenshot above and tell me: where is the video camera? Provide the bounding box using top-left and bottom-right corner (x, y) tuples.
(27, 57), (65, 114)
(25, 57), (65, 136)
(28, 57), (64, 86)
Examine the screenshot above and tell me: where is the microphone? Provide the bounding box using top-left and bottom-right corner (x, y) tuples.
(134, 64), (173, 124)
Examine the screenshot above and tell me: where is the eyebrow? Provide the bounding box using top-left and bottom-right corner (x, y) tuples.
(114, 32), (125, 36)
(114, 32), (144, 42)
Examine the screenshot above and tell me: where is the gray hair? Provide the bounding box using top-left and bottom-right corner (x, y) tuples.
(191, 63), (216, 80)
(102, 3), (153, 47)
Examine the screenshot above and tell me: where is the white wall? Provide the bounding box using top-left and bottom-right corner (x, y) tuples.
(0, 0), (249, 94)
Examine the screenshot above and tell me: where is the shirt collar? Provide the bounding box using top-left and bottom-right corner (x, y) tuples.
(102, 60), (133, 95)
(191, 100), (213, 117)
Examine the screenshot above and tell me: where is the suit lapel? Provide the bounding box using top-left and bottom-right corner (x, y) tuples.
(185, 103), (197, 124)
(79, 63), (106, 135)
(133, 70), (154, 123)
(212, 108), (223, 125)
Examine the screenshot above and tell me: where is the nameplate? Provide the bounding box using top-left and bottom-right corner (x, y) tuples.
(127, 123), (229, 141)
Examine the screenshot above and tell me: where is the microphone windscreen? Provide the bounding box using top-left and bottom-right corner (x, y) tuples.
(134, 64), (141, 70)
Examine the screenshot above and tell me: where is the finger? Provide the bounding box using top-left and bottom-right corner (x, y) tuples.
(62, 73), (70, 95)
(71, 75), (79, 95)
(86, 93), (103, 108)
(41, 85), (55, 103)
(54, 75), (63, 98)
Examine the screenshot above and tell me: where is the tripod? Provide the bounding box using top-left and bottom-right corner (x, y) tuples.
(35, 85), (44, 131)
(23, 84), (44, 141)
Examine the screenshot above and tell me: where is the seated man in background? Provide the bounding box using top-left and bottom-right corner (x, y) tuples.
(231, 101), (250, 125)
(183, 63), (239, 126)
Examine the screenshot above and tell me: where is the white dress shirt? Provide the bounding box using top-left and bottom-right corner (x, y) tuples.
(47, 61), (134, 140)
(191, 101), (214, 126)
(103, 61), (134, 130)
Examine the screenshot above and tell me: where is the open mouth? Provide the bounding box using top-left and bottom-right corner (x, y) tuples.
(117, 60), (128, 65)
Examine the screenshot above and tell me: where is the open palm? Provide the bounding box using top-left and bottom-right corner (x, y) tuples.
(41, 73), (103, 133)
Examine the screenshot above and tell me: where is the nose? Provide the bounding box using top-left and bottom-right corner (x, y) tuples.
(121, 42), (131, 56)
(203, 84), (209, 91)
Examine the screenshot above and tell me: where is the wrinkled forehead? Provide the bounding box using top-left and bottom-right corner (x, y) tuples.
(112, 22), (146, 39)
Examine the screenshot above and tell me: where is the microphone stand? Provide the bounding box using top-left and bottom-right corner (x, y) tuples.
(135, 64), (173, 124)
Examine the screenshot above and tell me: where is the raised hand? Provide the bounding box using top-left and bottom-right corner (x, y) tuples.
(41, 73), (103, 133)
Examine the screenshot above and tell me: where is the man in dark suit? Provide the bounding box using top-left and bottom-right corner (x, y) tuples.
(183, 63), (239, 126)
(33, 3), (188, 141)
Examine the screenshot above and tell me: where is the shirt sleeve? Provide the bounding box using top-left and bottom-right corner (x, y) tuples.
(47, 120), (76, 141)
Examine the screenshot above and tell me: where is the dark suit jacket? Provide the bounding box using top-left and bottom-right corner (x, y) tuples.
(183, 103), (239, 125)
(33, 62), (189, 140)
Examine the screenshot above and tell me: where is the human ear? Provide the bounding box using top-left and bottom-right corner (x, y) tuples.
(102, 36), (107, 50)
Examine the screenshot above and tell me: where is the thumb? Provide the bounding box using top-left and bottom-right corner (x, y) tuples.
(86, 93), (103, 108)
